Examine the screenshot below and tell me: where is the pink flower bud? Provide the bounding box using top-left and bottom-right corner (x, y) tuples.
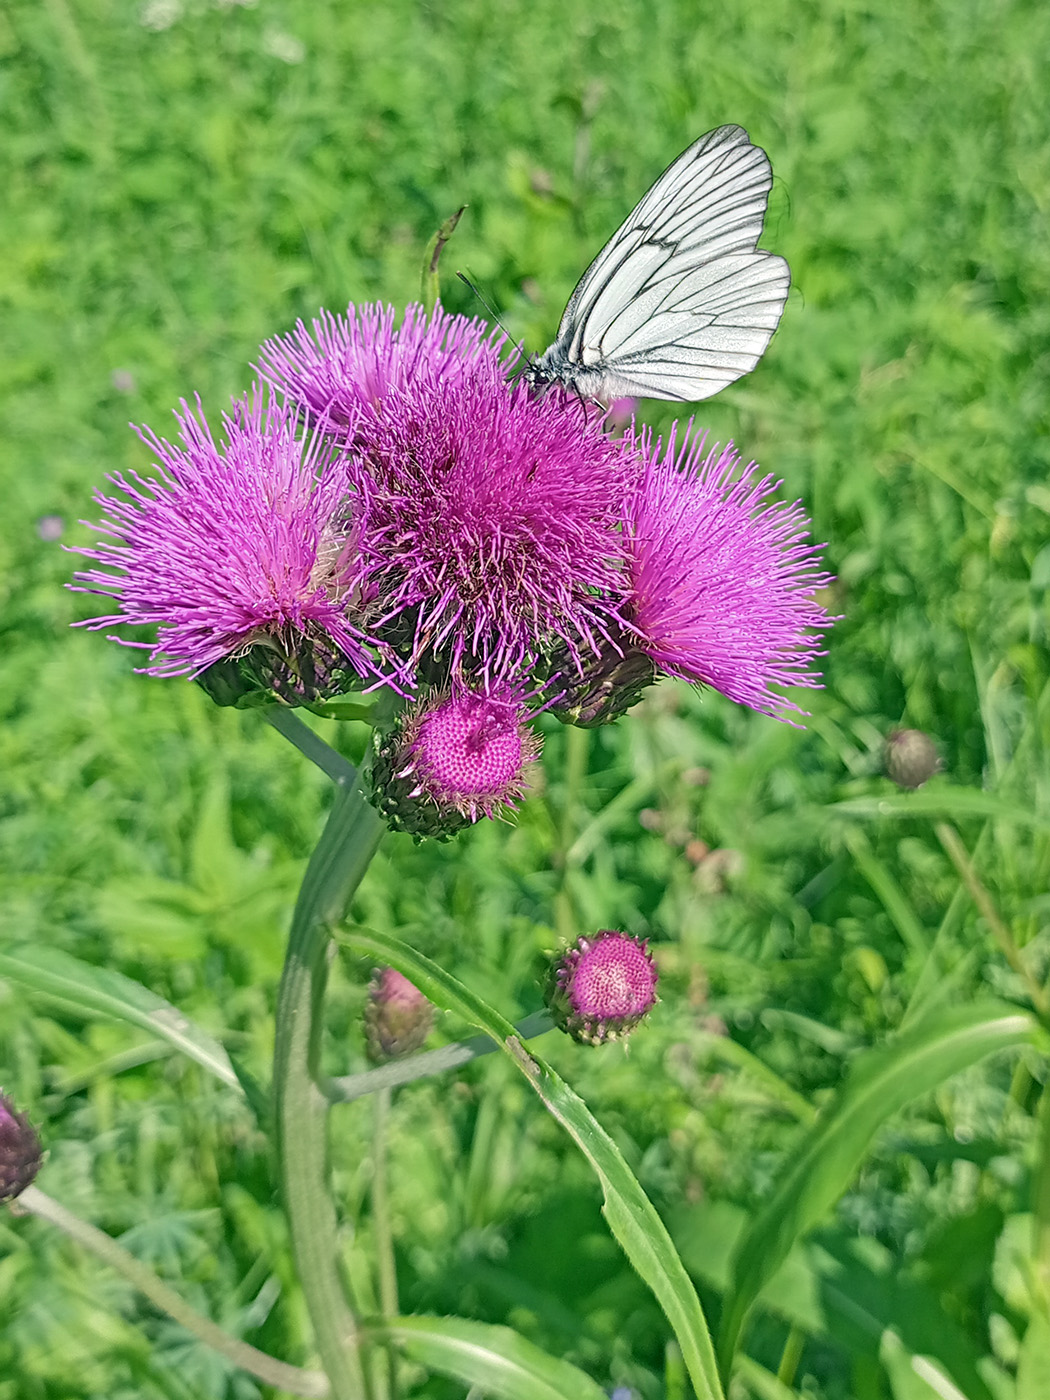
(365, 968), (434, 1062)
(0, 1093), (43, 1202)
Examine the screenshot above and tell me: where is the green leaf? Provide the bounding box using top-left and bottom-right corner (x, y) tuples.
(372, 1315), (608, 1400)
(0, 941), (242, 1093)
(828, 789), (1050, 831)
(1018, 1315), (1050, 1400)
(880, 1331), (969, 1400)
(734, 1356), (801, 1400)
(342, 926), (725, 1400)
(718, 1002), (1037, 1370)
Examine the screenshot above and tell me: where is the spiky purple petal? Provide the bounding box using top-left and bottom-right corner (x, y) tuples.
(70, 391), (376, 682)
(625, 425), (833, 719)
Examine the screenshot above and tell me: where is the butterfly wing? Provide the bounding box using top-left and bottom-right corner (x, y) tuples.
(541, 125), (789, 402)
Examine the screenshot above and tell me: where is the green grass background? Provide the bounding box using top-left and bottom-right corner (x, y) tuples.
(2, 0), (1049, 1396)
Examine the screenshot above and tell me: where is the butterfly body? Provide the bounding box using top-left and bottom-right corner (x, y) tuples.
(523, 124), (789, 405)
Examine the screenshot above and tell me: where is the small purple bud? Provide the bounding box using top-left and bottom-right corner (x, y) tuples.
(885, 728), (940, 790)
(36, 515), (65, 542)
(547, 931), (658, 1046)
(0, 1093), (43, 1202)
(365, 968), (434, 1062)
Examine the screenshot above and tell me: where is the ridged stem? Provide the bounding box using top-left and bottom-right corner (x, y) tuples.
(273, 778), (384, 1400)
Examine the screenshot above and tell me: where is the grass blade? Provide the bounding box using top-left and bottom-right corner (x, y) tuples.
(0, 940), (241, 1093)
(371, 1315), (608, 1400)
(717, 1003), (1037, 1371)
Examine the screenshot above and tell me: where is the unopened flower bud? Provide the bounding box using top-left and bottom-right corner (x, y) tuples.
(546, 931), (658, 1046)
(196, 634), (366, 709)
(885, 729), (940, 790)
(546, 640), (656, 728)
(365, 969), (434, 1062)
(369, 687), (541, 840)
(0, 1093), (43, 1202)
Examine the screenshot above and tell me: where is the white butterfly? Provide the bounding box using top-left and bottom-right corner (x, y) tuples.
(522, 125), (789, 404)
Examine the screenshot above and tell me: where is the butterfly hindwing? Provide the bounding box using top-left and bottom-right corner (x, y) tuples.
(526, 125), (789, 403)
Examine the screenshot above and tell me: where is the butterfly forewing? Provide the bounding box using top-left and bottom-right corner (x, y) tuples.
(527, 124), (789, 403)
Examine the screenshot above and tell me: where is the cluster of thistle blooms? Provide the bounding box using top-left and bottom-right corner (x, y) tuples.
(72, 303), (831, 1043)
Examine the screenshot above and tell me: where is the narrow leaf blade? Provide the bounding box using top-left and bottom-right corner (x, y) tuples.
(375, 1315), (608, 1400)
(719, 1003), (1036, 1368)
(0, 941), (241, 1092)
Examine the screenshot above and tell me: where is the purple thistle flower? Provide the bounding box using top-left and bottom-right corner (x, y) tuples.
(257, 302), (502, 434)
(370, 685), (541, 839)
(547, 931), (658, 1046)
(346, 341), (631, 683)
(624, 425), (832, 720)
(70, 391), (380, 688)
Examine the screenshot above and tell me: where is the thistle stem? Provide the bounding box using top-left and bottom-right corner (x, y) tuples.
(12, 1186), (329, 1398)
(266, 708), (359, 786)
(553, 724), (589, 940)
(371, 1087), (399, 1400)
(273, 778), (384, 1400)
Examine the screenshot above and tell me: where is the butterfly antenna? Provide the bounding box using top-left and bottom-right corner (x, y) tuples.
(456, 271), (527, 371)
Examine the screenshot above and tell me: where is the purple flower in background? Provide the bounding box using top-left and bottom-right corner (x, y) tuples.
(257, 302), (501, 434)
(344, 339), (631, 683)
(624, 425), (832, 720)
(70, 391), (378, 687)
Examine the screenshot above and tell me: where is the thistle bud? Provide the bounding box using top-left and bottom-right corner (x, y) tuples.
(546, 931), (658, 1046)
(0, 1093), (43, 1202)
(546, 640), (656, 728)
(369, 687), (541, 840)
(885, 728), (940, 790)
(365, 969), (434, 1062)
(196, 633), (366, 709)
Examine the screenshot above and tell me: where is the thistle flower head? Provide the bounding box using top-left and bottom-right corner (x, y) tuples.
(258, 302), (500, 434)
(346, 345), (631, 685)
(70, 391), (379, 693)
(0, 1092), (43, 1202)
(624, 425), (833, 720)
(365, 968), (434, 1062)
(547, 931), (658, 1045)
(370, 685), (541, 839)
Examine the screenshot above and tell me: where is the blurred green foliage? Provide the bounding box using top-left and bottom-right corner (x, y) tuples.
(2, 0), (1049, 1396)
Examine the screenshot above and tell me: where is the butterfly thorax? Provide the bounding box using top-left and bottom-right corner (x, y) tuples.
(522, 343), (615, 401)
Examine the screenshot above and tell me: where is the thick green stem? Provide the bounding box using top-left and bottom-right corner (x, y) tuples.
(266, 709), (359, 786)
(553, 725), (589, 941)
(13, 1186), (329, 1398)
(274, 779), (384, 1400)
(371, 1088), (399, 1400)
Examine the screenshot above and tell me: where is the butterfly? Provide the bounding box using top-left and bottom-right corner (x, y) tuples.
(522, 125), (789, 404)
